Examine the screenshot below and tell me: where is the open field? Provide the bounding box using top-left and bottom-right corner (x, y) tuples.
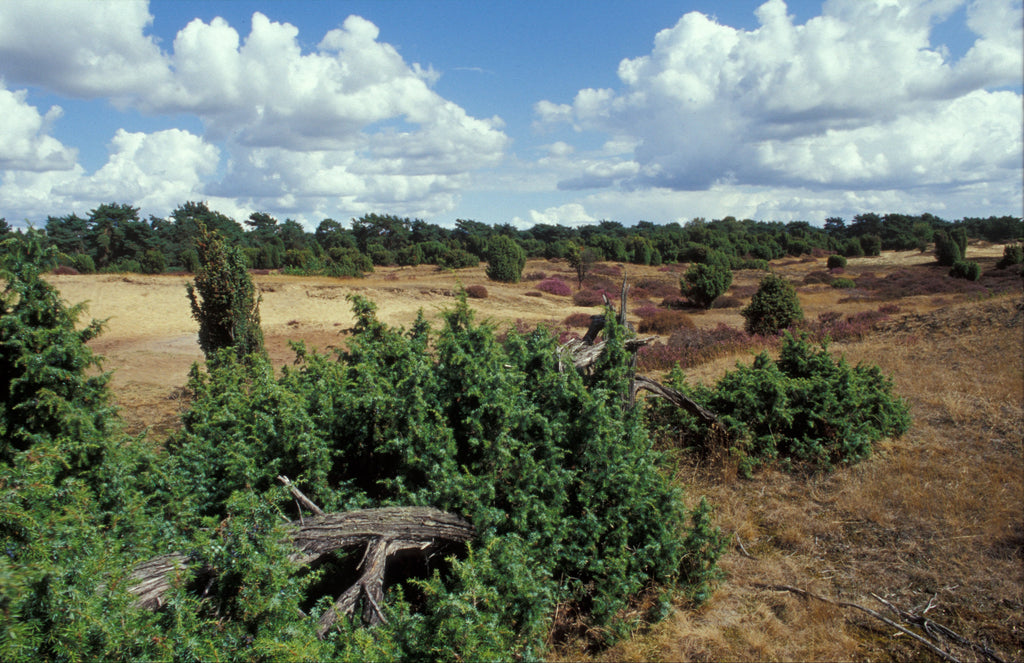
(49, 244), (1022, 661)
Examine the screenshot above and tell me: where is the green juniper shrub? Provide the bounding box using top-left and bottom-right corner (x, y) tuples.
(186, 222), (265, 363)
(159, 295), (726, 657)
(830, 277), (856, 289)
(949, 259), (981, 281)
(484, 235), (527, 283)
(826, 254), (847, 270)
(438, 248), (479, 270)
(741, 273), (804, 336)
(859, 234), (882, 257)
(646, 333), (910, 476)
(0, 231), (166, 662)
(996, 243), (1023, 269)
(682, 263), (733, 309)
(140, 248), (167, 274)
(934, 230), (962, 266)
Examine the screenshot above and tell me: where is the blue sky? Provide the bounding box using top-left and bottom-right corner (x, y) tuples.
(1, 0), (1021, 230)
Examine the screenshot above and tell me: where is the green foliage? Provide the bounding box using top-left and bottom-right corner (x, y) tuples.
(186, 222), (265, 362)
(741, 274), (804, 336)
(0, 231), (113, 464)
(859, 234), (882, 256)
(140, 247), (166, 274)
(826, 254), (847, 269)
(682, 263), (733, 309)
(934, 230), (962, 266)
(484, 235), (527, 283)
(0, 230), (164, 662)
(437, 248), (479, 270)
(160, 295), (724, 656)
(830, 277), (856, 289)
(949, 260), (981, 281)
(996, 243), (1023, 269)
(648, 334), (910, 475)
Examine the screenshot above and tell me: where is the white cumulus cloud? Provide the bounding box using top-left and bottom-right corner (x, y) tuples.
(0, 4), (509, 225)
(537, 0), (1023, 204)
(0, 86), (77, 171)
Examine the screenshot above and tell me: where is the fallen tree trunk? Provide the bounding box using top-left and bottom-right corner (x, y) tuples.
(128, 506), (474, 637)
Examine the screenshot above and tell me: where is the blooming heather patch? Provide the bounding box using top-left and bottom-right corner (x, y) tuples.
(537, 278), (572, 296)
(638, 322), (758, 370)
(573, 288), (617, 307)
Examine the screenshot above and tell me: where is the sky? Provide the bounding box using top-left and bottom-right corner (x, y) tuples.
(0, 0), (1021, 231)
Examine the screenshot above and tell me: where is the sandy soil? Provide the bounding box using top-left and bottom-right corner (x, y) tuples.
(46, 244), (1008, 437)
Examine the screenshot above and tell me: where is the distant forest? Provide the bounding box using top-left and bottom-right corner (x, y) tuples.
(2, 202), (1021, 277)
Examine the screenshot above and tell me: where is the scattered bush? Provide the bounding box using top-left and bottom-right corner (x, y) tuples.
(465, 284), (488, 299)
(647, 334), (910, 474)
(949, 260), (981, 281)
(826, 254), (847, 269)
(831, 277), (856, 289)
(485, 236), (527, 283)
(934, 230), (962, 266)
(523, 271), (548, 281)
(742, 274), (804, 336)
(51, 264), (79, 275)
(996, 243), (1023, 269)
(682, 263), (733, 309)
(536, 277), (572, 296)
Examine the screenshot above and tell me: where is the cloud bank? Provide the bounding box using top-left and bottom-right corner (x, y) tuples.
(0, 0), (1019, 227)
(0, 3), (507, 223)
(532, 0), (1022, 222)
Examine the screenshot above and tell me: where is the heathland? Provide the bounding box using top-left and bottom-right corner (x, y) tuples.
(43, 242), (1022, 661)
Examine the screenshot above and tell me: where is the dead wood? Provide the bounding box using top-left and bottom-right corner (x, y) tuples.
(558, 273), (727, 435)
(630, 375), (720, 426)
(129, 506), (474, 637)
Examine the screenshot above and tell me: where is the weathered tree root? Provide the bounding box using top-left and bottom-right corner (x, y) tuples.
(128, 506), (474, 637)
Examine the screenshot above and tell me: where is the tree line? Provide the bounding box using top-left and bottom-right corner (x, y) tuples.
(1, 203), (1020, 278)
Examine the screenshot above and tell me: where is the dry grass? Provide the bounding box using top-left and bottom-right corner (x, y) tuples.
(47, 247), (1024, 661)
(580, 294), (1024, 663)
